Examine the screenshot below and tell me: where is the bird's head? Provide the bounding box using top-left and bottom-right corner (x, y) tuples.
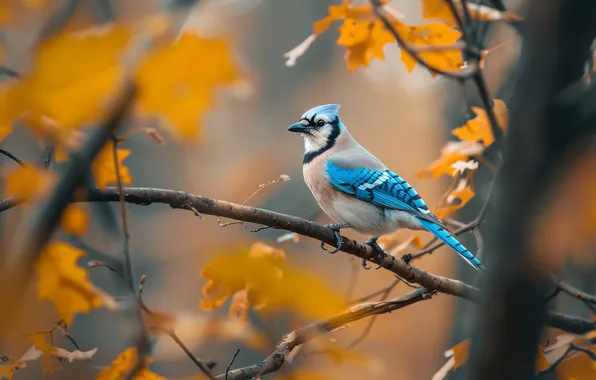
(288, 104), (345, 162)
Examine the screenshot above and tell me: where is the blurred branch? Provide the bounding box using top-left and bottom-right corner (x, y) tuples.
(467, 1), (596, 379)
(216, 288), (433, 380)
(0, 148), (24, 166)
(555, 277), (596, 313)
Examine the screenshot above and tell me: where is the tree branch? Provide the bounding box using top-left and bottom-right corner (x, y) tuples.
(215, 288), (433, 380)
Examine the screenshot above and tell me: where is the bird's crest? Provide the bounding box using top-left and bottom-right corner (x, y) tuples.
(301, 104), (341, 121)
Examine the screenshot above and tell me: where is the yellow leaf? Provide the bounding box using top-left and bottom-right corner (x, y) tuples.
(435, 178), (475, 219)
(248, 241), (286, 263)
(417, 141), (483, 179)
(5, 25), (130, 132)
(36, 242), (114, 326)
(452, 99), (508, 147)
(421, 0), (456, 26)
(396, 21), (463, 74)
(337, 19), (394, 71)
(60, 204), (88, 235)
(91, 141), (132, 189)
(229, 289), (250, 321)
(200, 249), (346, 320)
(0, 363), (21, 380)
(278, 371), (330, 380)
(96, 347), (166, 380)
(3, 164), (55, 201)
(136, 32), (237, 140)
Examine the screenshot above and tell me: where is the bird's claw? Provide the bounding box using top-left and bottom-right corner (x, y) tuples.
(362, 237), (386, 270)
(320, 225), (343, 254)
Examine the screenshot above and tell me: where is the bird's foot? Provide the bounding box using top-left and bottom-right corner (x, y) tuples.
(320, 224), (351, 254)
(361, 236), (386, 270)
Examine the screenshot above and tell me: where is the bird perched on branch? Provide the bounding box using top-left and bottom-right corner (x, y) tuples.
(288, 104), (484, 271)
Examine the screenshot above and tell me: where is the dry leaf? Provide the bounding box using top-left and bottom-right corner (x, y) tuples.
(396, 21), (463, 73)
(450, 159), (478, 177)
(96, 347), (165, 380)
(136, 32), (237, 139)
(417, 141), (483, 179)
(91, 141), (132, 189)
(3, 164), (55, 201)
(36, 242), (116, 326)
(200, 246), (346, 320)
(60, 204), (88, 235)
(435, 178), (475, 219)
(4, 25), (130, 133)
(451, 99), (508, 147)
(26, 333), (97, 374)
(229, 290), (250, 321)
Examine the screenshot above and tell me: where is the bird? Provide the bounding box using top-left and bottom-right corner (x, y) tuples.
(287, 104), (484, 271)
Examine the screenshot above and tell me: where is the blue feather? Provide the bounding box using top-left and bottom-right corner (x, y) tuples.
(326, 161), (484, 271)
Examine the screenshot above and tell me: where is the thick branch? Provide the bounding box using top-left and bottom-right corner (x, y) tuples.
(215, 288), (432, 380)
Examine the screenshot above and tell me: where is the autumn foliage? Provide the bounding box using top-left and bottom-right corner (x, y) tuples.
(0, 0), (594, 380)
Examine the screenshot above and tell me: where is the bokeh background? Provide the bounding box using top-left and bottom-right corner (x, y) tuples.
(4, 0), (581, 379)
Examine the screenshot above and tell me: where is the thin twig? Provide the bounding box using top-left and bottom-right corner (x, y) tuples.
(216, 288), (433, 380)
(112, 136), (134, 290)
(0, 149), (24, 166)
(555, 277), (596, 313)
(166, 330), (216, 380)
(225, 349), (241, 380)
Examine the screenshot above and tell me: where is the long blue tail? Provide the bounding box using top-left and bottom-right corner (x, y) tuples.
(418, 219), (485, 271)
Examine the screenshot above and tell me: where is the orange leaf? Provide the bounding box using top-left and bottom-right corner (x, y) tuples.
(421, 0), (457, 26)
(136, 32), (237, 140)
(3, 164), (55, 201)
(435, 178), (475, 219)
(452, 99), (508, 147)
(229, 289), (250, 321)
(91, 141), (132, 189)
(417, 141), (483, 179)
(338, 19), (394, 71)
(0, 363), (21, 380)
(200, 247), (346, 320)
(451, 339), (470, 370)
(96, 347), (165, 380)
(396, 21), (463, 74)
(5, 25), (130, 132)
(60, 204), (88, 235)
(36, 242), (115, 326)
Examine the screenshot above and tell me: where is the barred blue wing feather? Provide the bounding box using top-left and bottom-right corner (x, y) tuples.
(325, 162), (447, 228)
(325, 161), (484, 272)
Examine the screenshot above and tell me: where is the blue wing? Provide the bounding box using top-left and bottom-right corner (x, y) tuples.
(326, 161), (484, 271)
(325, 161), (446, 227)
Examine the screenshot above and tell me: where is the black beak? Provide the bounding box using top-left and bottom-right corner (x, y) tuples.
(288, 122), (312, 133)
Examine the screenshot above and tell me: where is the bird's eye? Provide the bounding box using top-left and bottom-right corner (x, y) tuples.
(316, 120), (326, 127)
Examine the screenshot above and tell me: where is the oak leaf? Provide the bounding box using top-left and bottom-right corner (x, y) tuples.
(96, 347), (165, 380)
(451, 99), (508, 147)
(135, 32), (237, 139)
(4, 25), (130, 132)
(60, 204), (88, 235)
(36, 242), (116, 326)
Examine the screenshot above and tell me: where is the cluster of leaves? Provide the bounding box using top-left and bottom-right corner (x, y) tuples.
(435, 330), (596, 380)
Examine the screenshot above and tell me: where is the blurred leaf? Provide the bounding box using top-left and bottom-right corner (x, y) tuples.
(396, 21), (463, 74)
(60, 204), (88, 235)
(0, 363), (21, 380)
(229, 289), (250, 321)
(450, 159), (478, 177)
(452, 99), (508, 147)
(435, 178), (475, 219)
(4, 25), (130, 133)
(96, 347), (165, 380)
(278, 371), (330, 380)
(91, 141), (132, 189)
(417, 141), (483, 179)
(36, 242), (116, 326)
(337, 19), (394, 72)
(3, 164), (55, 201)
(421, 0), (456, 26)
(135, 32), (237, 139)
(450, 339), (470, 370)
(200, 242), (346, 320)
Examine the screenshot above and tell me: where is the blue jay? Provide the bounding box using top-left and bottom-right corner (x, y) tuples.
(288, 104), (484, 271)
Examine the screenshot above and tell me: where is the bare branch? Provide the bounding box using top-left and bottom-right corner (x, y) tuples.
(215, 288), (433, 380)
(0, 149), (24, 166)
